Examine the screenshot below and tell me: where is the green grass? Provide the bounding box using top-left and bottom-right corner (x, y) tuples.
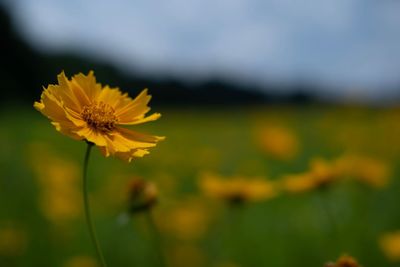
(0, 104), (399, 267)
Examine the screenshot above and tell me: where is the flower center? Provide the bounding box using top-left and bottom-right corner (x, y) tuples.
(81, 101), (117, 132)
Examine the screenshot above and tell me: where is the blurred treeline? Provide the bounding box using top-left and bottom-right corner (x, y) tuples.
(0, 5), (317, 107)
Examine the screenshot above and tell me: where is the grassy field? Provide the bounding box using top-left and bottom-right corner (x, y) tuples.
(1, 104), (400, 267)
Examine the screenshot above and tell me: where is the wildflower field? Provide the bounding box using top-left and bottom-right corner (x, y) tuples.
(1, 103), (400, 267)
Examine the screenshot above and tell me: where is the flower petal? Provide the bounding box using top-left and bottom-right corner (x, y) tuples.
(115, 89), (153, 122)
(73, 127), (108, 147)
(116, 149), (150, 162)
(117, 112), (162, 125)
(94, 127), (163, 159)
(96, 86), (129, 108)
(72, 71), (101, 100)
(58, 71), (95, 109)
(115, 127), (165, 149)
(51, 122), (82, 140)
(34, 89), (66, 122)
(56, 72), (84, 111)
(64, 107), (86, 127)
(98, 147), (150, 162)
(34, 87), (82, 139)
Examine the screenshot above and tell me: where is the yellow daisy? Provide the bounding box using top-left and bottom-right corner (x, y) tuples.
(199, 173), (277, 204)
(34, 71), (164, 162)
(379, 231), (400, 262)
(325, 254), (362, 267)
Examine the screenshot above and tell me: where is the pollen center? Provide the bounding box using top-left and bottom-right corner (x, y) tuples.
(81, 101), (117, 132)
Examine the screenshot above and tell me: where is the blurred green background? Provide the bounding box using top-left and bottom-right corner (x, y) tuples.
(1, 105), (400, 267)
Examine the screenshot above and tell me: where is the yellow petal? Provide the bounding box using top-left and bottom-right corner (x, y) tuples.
(98, 146), (110, 157)
(97, 134), (154, 161)
(69, 80), (91, 107)
(34, 101), (44, 110)
(34, 88), (82, 137)
(115, 89), (152, 121)
(56, 72), (83, 111)
(58, 71), (97, 109)
(74, 127), (108, 147)
(114, 149), (150, 162)
(63, 107), (86, 127)
(51, 122), (82, 140)
(93, 127), (164, 158)
(96, 86), (129, 108)
(103, 134), (132, 153)
(72, 71), (101, 100)
(34, 90), (65, 122)
(116, 127), (165, 147)
(118, 112), (162, 125)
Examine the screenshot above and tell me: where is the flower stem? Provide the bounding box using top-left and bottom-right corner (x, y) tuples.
(317, 190), (337, 234)
(145, 211), (167, 267)
(82, 143), (108, 267)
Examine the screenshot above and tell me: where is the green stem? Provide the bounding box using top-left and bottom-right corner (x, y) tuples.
(226, 204), (246, 266)
(145, 211), (167, 267)
(318, 190), (337, 234)
(82, 143), (108, 267)
(316, 189), (339, 259)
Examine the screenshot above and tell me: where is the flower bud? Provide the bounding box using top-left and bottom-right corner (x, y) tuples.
(127, 178), (158, 214)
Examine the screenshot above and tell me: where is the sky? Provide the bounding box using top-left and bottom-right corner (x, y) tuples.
(3, 0), (400, 100)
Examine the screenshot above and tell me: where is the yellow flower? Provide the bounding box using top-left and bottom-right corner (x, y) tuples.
(308, 158), (341, 187)
(28, 143), (81, 224)
(325, 254), (362, 267)
(280, 158), (340, 193)
(199, 173), (277, 204)
(336, 154), (390, 188)
(34, 71), (164, 162)
(0, 223), (27, 257)
(379, 231), (400, 261)
(280, 173), (317, 193)
(167, 244), (205, 267)
(158, 198), (211, 241)
(255, 125), (299, 160)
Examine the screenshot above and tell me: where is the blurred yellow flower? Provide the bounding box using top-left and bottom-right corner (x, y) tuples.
(199, 173), (277, 204)
(280, 173), (317, 193)
(0, 223), (27, 257)
(29, 143), (80, 224)
(34, 71), (164, 162)
(158, 198), (211, 241)
(309, 158), (341, 187)
(167, 244), (205, 267)
(336, 154), (390, 188)
(325, 254), (362, 267)
(280, 158), (340, 193)
(379, 231), (400, 262)
(255, 126), (299, 160)
(64, 256), (98, 267)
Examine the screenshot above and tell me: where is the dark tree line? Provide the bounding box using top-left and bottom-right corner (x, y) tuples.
(0, 5), (316, 107)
